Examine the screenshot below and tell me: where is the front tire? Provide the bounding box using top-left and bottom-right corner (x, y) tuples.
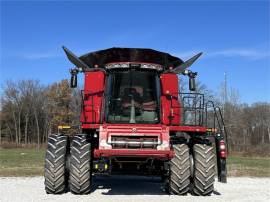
(69, 134), (92, 194)
(167, 144), (191, 195)
(44, 134), (68, 194)
(192, 144), (215, 196)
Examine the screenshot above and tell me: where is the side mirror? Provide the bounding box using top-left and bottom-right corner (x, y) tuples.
(189, 77), (196, 91)
(70, 73), (77, 88)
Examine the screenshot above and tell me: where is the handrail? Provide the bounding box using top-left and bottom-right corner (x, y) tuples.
(169, 92), (205, 126)
(169, 92), (229, 152)
(205, 101), (229, 153)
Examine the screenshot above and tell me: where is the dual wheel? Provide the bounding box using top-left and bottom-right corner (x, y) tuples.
(167, 143), (215, 196)
(44, 134), (92, 194)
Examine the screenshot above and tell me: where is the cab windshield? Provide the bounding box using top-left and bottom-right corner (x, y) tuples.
(106, 70), (160, 124)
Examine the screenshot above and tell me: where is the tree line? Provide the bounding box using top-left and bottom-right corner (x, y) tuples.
(0, 80), (81, 149)
(0, 79), (269, 155)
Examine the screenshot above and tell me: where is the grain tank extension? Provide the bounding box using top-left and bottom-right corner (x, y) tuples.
(44, 47), (228, 195)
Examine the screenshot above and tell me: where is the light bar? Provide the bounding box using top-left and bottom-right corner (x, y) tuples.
(105, 62), (163, 71)
(105, 63), (130, 69)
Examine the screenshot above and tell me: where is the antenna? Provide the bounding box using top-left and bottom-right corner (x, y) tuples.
(224, 71), (228, 104)
(223, 71), (228, 139)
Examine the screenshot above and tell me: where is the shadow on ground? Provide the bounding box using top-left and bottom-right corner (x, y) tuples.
(92, 175), (166, 195)
(91, 175), (222, 196)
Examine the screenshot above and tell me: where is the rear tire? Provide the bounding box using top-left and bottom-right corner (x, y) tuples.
(69, 134), (92, 194)
(44, 134), (68, 194)
(192, 144), (215, 196)
(167, 144), (191, 195)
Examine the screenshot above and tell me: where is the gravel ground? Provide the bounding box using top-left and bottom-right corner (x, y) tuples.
(0, 176), (269, 202)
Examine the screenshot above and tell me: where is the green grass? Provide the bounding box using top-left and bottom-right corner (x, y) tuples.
(0, 148), (45, 176)
(227, 155), (270, 177)
(0, 148), (269, 177)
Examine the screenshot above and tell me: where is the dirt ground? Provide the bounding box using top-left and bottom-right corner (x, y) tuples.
(0, 176), (269, 202)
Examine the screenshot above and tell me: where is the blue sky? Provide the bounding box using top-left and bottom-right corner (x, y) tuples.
(1, 1), (269, 104)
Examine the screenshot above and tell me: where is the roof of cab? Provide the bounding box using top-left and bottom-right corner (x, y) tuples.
(79, 47), (183, 70)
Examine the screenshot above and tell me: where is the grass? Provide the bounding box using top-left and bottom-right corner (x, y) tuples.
(0, 148), (269, 177)
(227, 155), (270, 177)
(0, 148), (45, 176)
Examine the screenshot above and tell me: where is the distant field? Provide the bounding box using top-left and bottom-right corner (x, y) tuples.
(227, 155), (270, 177)
(0, 148), (45, 176)
(0, 148), (269, 177)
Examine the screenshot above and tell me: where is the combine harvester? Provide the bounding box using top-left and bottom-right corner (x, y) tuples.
(44, 47), (228, 195)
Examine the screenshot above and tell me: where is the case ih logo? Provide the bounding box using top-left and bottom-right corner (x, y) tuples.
(132, 128), (137, 133)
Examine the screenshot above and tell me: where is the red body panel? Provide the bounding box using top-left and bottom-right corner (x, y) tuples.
(169, 125), (207, 132)
(81, 123), (100, 129)
(160, 73), (181, 125)
(95, 124), (172, 158)
(82, 124), (207, 132)
(80, 71), (105, 123)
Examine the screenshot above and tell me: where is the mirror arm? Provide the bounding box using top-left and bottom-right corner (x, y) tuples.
(188, 71), (197, 79)
(70, 67), (80, 75)
(182, 69), (197, 78)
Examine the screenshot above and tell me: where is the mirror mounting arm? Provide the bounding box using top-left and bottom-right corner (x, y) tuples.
(182, 69), (197, 78)
(188, 71), (197, 78)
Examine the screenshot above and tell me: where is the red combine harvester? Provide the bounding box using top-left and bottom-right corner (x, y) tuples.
(44, 47), (228, 196)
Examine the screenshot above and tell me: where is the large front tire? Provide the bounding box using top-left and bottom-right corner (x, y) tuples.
(44, 134), (68, 194)
(167, 144), (191, 195)
(192, 144), (215, 196)
(69, 134), (92, 194)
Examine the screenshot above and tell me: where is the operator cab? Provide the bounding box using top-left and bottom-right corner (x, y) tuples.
(106, 69), (160, 124)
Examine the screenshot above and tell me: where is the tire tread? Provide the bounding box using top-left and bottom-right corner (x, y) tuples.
(168, 144), (191, 195)
(69, 134), (92, 194)
(193, 144), (215, 196)
(44, 134), (68, 194)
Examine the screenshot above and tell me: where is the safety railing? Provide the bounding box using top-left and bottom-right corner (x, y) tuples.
(169, 93), (228, 148)
(179, 93), (205, 126)
(205, 101), (229, 151)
